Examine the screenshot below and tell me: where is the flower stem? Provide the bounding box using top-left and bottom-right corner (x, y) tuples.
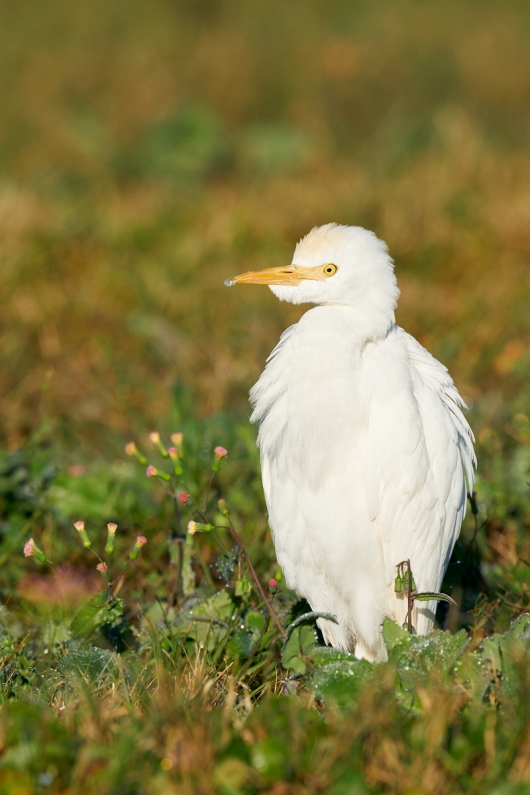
(224, 519), (285, 636)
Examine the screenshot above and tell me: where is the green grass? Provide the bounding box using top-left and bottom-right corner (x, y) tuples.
(1, 1), (530, 792)
(1, 404), (530, 794)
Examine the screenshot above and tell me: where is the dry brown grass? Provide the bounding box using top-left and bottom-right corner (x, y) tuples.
(0, 0), (529, 455)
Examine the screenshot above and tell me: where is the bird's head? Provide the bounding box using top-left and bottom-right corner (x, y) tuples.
(226, 223), (399, 316)
(226, 223), (399, 337)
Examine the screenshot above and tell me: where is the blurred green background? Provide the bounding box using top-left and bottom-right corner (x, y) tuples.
(1, 0), (529, 455)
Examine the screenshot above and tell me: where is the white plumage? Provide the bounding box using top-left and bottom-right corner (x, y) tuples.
(226, 224), (476, 662)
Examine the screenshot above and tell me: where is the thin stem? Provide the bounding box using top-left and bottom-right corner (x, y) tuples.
(165, 538), (182, 615)
(171, 482), (182, 535)
(224, 520), (285, 636)
(188, 496), (230, 554)
(193, 542), (217, 593)
(407, 559), (413, 634)
(236, 615), (272, 681)
(203, 471), (215, 513)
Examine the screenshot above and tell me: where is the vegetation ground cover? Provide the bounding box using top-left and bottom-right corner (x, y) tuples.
(1, 1), (530, 792)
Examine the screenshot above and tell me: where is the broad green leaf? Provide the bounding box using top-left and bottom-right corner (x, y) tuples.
(476, 616), (530, 700)
(245, 610), (266, 635)
(226, 610), (267, 660)
(227, 630), (257, 659)
(506, 612), (530, 641)
(309, 659), (375, 707)
(70, 592), (124, 638)
(195, 589), (235, 621)
(311, 646), (355, 669)
(382, 617), (410, 651)
(175, 590), (236, 653)
(59, 647), (119, 679)
(389, 629), (469, 672)
(281, 624), (317, 674)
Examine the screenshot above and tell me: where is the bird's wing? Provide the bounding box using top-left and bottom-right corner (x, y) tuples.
(402, 330), (476, 489)
(363, 326), (475, 632)
(249, 322), (298, 482)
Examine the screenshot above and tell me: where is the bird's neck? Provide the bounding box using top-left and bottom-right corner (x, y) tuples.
(303, 303), (396, 347)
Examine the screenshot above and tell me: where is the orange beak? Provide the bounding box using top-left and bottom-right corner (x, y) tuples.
(224, 265), (326, 287)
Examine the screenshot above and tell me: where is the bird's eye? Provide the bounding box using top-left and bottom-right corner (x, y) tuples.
(322, 263), (338, 277)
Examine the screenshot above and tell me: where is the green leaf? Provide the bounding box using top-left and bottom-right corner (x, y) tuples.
(175, 590), (236, 653)
(225, 610), (267, 660)
(195, 589), (235, 622)
(382, 618), (410, 651)
(413, 591), (457, 606)
(506, 612), (530, 641)
(388, 629), (470, 685)
(476, 616), (530, 695)
(70, 592), (124, 638)
(281, 624), (317, 674)
(309, 659), (375, 707)
(311, 646), (355, 669)
(246, 610), (266, 635)
(59, 647), (120, 679)
(227, 630), (257, 659)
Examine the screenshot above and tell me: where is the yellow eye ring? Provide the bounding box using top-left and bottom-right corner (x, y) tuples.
(322, 263), (338, 276)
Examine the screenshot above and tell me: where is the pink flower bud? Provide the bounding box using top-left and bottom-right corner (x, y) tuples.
(73, 520), (91, 549)
(167, 447), (183, 475)
(105, 523), (117, 556)
(269, 578), (278, 588)
(24, 539), (36, 557)
(178, 492), (189, 503)
(171, 432), (183, 446)
(125, 441), (147, 465)
(168, 448), (182, 466)
(146, 465), (157, 478)
(96, 562), (108, 573)
(129, 535), (147, 561)
(214, 446), (228, 459)
(23, 537), (47, 562)
(149, 432), (161, 444)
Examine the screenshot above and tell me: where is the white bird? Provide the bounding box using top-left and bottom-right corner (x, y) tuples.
(226, 224), (475, 662)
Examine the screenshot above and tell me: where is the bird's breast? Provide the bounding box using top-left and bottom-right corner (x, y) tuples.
(251, 307), (370, 488)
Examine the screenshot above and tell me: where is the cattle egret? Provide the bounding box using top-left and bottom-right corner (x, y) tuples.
(225, 224), (475, 662)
